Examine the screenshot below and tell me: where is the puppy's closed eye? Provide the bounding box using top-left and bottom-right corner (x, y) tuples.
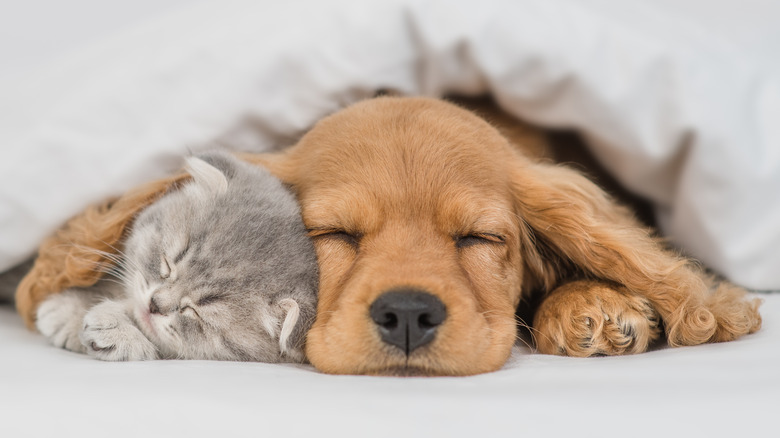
(454, 233), (505, 249)
(308, 229), (362, 249)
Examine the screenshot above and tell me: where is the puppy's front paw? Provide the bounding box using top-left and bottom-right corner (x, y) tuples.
(36, 292), (89, 354)
(80, 303), (157, 361)
(533, 281), (661, 357)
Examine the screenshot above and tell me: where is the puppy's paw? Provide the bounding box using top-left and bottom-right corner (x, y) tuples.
(80, 302), (157, 361)
(36, 291), (90, 354)
(533, 281), (661, 357)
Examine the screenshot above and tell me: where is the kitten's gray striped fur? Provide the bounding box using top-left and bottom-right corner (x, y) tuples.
(36, 151), (318, 362)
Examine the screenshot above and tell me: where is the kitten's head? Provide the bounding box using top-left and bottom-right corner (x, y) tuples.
(121, 151), (318, 362)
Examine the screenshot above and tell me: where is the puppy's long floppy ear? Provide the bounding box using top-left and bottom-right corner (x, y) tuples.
(15, 173), (188, 329)
(512, 157), (761, 346)
(238, 151), (298, 184)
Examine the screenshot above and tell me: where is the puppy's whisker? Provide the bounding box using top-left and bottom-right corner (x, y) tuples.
(482, 325), (536, 352)
(515, 316), (556, 349)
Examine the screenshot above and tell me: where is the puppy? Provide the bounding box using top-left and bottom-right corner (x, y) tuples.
(16, 97), (761, 376)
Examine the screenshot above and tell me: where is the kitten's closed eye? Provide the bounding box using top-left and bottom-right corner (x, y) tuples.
(197, 294), (225, 306)
(173, 244), (190, 264)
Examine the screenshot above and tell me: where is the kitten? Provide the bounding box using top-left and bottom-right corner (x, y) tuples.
(35, 151), (318, 362)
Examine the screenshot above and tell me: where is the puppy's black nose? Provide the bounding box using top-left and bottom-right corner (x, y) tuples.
(369, 289), (446, 355)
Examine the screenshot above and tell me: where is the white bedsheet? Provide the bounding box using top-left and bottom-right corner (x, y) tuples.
(1, 293), (777, 437)
(1, 0), (779, 289)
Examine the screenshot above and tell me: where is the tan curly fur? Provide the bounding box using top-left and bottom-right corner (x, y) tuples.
(510, 159), (762, 353)
(532, 281), (660, 356)
(15, 96), (762, 375)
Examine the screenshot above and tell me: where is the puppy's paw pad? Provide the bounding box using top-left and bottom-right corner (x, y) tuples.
(534, 281), (661, 357)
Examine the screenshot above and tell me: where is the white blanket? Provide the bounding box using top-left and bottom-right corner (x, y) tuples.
(1, 1), (779, 288)
(4, 0), (780, 289)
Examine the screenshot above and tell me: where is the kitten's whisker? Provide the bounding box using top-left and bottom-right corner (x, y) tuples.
(94, 278), (126, 288)
(70, 245), (146, 289)
(71, 246), (129, 274)
(65, 255), (133, 286)
(78, 240), (146, 279)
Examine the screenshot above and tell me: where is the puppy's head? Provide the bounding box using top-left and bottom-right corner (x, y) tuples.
(252, 97), (534, 375)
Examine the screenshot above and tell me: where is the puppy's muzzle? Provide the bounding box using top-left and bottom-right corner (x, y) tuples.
(369, 289), (446, 355)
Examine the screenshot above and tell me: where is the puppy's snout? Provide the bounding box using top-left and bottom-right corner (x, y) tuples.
(369, 289), (446, 355)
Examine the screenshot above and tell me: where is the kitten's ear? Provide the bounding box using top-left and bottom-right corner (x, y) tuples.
(277, 298), (304, 362)
(185, 152), (233, 195)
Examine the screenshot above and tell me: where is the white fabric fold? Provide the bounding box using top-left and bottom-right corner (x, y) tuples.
(1, 0), (778, 288)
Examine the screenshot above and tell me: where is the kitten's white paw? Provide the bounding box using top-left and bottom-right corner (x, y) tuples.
(80, 302), (157, 361)
(36, 292), (89, 354)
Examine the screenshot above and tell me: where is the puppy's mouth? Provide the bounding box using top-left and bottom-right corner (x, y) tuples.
(367, 364), (439, 377)
(359, 341), (450, 376)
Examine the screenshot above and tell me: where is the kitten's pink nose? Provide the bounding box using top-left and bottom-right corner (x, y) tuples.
(149, 296), (162, 315)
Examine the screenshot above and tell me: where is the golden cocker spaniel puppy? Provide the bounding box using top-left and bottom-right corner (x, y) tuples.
(16, 97), (761, 376)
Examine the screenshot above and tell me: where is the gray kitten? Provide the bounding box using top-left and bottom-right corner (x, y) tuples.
(35, 151), (318, 362)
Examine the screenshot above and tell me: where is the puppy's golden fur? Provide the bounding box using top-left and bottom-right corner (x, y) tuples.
(16, 97), (761, 375)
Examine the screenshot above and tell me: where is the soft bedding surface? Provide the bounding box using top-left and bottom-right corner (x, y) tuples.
(1, 0), (780, 289)
(1, 295), (777, 437)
